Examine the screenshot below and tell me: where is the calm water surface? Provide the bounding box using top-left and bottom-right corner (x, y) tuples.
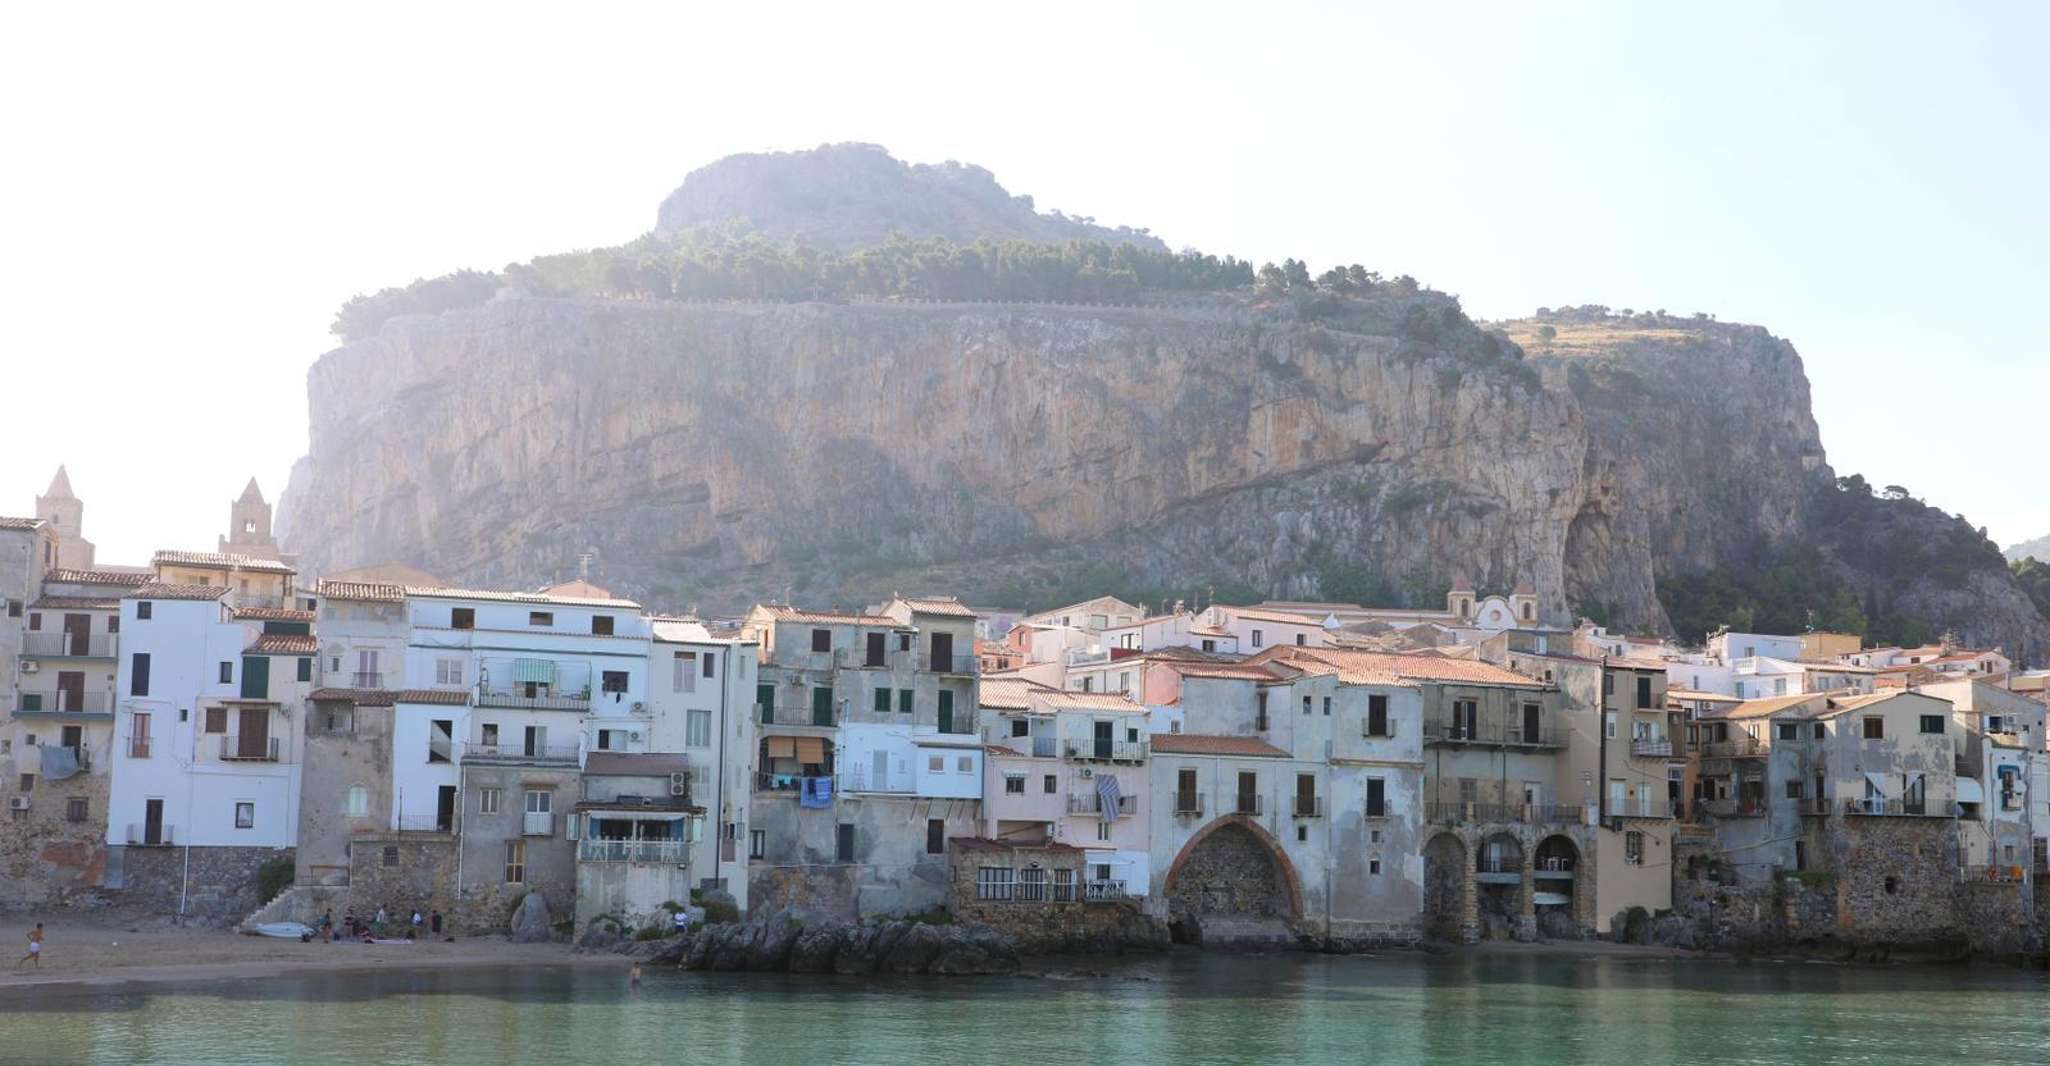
(4, 952), (2047, 1065)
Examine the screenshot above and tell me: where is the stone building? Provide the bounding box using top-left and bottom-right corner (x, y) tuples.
(944, 836), (1152, 951)
(646, 616), (758, 908)
(571, 751), (701, 930)
(978, 687), (1153, 903)
(34, 467), (95, 570)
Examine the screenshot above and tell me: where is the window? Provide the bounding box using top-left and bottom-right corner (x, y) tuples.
(672, 651), (697, 693)
(234, 802), (255, 829)
(686, 709), (711, 747)
(1303, 696), (1313, 716)
(1603, 672), (1613, 696)
(296, 657), (312, 682)
(3, 600), (16, 618)
(17, 774), (32, 792)
(1295, 633), (1306, 646)
(107, 615), (118, 634)
(1096, 822), (1112, 842)
(1863, 718), (1885, 740)
(435, 658), (464, 686)
(1777, 723), (1799, 741)
(1773, 678), (1786, 696)
(835, 823), (856, 863)
(927, 819), (946, 855)
(928, 755), (944, 773)
(874, 688), (892, 714)
(976, 866), (1015, 901)
(811, 628), (831, 653)
(1604, 713), (1617, 740)
(1043, 774), (1057, 794)
(1201, 640), (1216, 653)
(702, 652), (715, 678)
(480, 787), (502, 814)
(1322, 696), (1331, 716)
(1918, 715), (1943, 735)
(591, 615), (614, 636)
(1813, 722), (1825, 739)
(1256, 691), (1269, 731)
(1251, 629), (1264, 648)
(898, 689), (913, 714)
(528, 611), (553, 627)
(1625, 831), (1645, 866)
(505, 841), (525, 883)
(1297, 825), (1308, 842)
(383, 846), (400, 868)
(1366, 693), (1391, 736)
(125, 651), (151, 697)
(347, 785), (369, 817)
(1369, 858), (1382, 875)
(204, 707), (227, 734)
(1784, 780), (1804, 799)
(1010, 718), (1029, 738)
(601, 671), (628, 694)
(749, 829), (766, 859)
(25, 613), (39, 632)
(428, 719), (453, 763)
(1636, 675), (1653, 708)
(136, 601), (152, 620)
(219, 661), (235, 684)
(957, 756), (972, 774)
(1005, 775), (1026, 795)
(65, 797), (88, 823)
(451, 607), (474, 629)
(1365, 777), (1386, 818)
(525, 790), (552, 815)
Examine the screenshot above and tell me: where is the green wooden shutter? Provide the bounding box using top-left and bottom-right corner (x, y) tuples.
(811, 686), (834, 726)
(937, 690), (955, 734)
(241, 656), (270, 700)
(296, 657), (312, 682)
(897, 689), (913, 714)
(873, 688), (891, 714)
(756, 684), (776, 724)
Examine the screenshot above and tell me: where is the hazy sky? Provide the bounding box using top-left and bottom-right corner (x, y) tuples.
(3, 1), (2044, 566)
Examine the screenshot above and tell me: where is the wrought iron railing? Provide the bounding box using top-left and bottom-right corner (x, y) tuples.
(1173, 792), (1205, 816)
(1065, 793), (1137, 816)
(1291, 795), (1325, 818)
(15, 690), (113, 714)
(126, 823), (174, 846)
(579, 839), (689, 863)
(21, 632), (115, 657)
(219, 735), (281, 761)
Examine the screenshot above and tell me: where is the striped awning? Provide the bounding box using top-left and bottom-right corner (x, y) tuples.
(512, 659), (556, 684)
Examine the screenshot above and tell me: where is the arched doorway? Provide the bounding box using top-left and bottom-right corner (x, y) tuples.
(1422, 833), (1469, 941)
(1475, 832), (1526, 940)
(1532, 834), (1581, 939)
(1162, 816), (1303, 946)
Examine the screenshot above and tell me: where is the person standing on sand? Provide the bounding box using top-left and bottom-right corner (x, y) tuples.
(17, 923), (42, 968)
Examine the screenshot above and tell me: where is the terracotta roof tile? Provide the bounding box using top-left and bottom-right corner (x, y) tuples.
(396, 689), (471, 705)
(309, 688), (398, 706)
(1151, 733), (1292, 758)
(247, 633), (319, 655)
(756, 604), (898, 625)
(983, 743), (1024, 757)
(234, 607), (315, 622)
(127, 583), (229, 601)
(152, 549), (295, 574)
(1220, 606), (1328, 626)
(315, 579), (406, 603)
(890, 596), (978, 618)
(1259, 647), (1539, 687)
(1163, 661), (1284, 682)
(0, 517), (46, 531)
(978, 675), (1057, 709)
(46, 568), (151, 587)
(410, 585), (640, 609)
(1031, 691), (1148, 714)
(28, 596), (120, 610)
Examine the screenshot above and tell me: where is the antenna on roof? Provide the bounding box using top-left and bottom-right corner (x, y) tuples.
(577, 551), (594, 583)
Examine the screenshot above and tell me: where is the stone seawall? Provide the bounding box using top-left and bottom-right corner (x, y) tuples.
(113, 845), (292, 922)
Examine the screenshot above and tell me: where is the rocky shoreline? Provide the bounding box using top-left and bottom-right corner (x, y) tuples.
(579, 916), (1032, 975)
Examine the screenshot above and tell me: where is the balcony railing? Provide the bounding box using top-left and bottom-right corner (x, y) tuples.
(127, 736), (152, 759)
(1629, 738), (1674, 758)
(579, 838), (689, 864)
(1610, 799), (1675, 819)
(474, 688), (591, 712)
(1031, 736), (1058, 758)
(754, 771), (833, 795)
(1064, 740), (1149, 763)
(1477, 855), (1521, 875)
(464, 741), (581, 765)
(227, 592), (287, 609)
(1066, 793), (1138, 817)
(1082, 879), (1128, 902)
(1361, 720), (1397, 739)
(1173, 792), (1205, 817)
(126, 823), (174, 846)
(838, 768), (915, 794)
(21, 632), (115, 658)
(15, 690), (113, 714)
(1701, 798), (1767, 818)
(930, 654), (979, 676)
(1422, 721), (1565, 748)
(523, 811), (555, 837)
(1426, 803), (1588, 826)
(1233, 794), (1264, 816)
(1291, 795), (1326, 818)
(349, 671), (396, 689)
(1959, 864), (2024, 884)
(1698, 737), (1767, 758)
(219, 735), (281, 761)
(1844, 798), (1931, 817)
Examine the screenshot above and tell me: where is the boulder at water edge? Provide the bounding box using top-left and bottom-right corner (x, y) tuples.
(510, 892), (553, 943)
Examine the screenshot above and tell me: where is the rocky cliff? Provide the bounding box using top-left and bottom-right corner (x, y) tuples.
(279, 149), (2050, 658)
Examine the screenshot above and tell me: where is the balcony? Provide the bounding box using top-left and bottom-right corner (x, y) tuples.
(1422, 720), (1565, 749)
(2001, 792), (2023, 811)
(1233, 794), (1264, 816)
(838, 767), (914, 794)
(227, 592), (287, 610)
(1291, 795), (1326, 818)
(1064, 740), (1149, 763)
(342, 671), (396, 689)
(1082, 880), (1128, 902)
(1843, 798), (1934, 817)
(1427, 803), (1588, 826)
(1066, 793), (1138, 817)
(579, 838), (689, 864)
(14, 690), (114, 717)
(523, 811), (555, 837)
(219, 735), (281, 762)
(21, 632), (115, 658)
(463, 741), (580, 766)
(1030, 736), (1058, 758)
(1960, 864), (2025, 884)
(1629, 738), (1674, 758)
(1361, 721), (1397, 739)
(1698, 737), (1767, 758)
(126, 823), (175, 846)
(930, 654), (978, 676)
(1173, 792), (1206, 817)
(474, 688), (591, 712)
(755, 771), (833, 795)
(126, 736), (152, 759)
(1610, 798), (1675, 819)
(1701, 798), (1767, 818)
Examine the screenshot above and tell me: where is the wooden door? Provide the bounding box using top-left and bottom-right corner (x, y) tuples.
(63, 613), (91, 656)
(1522, 702), (1541, 744)
(56, 671), (85, 712)
(238, 707), (269, 759)
(930, 632), (953, 672)
(144, 798), (164, 845)
(1093, 720), (1113, 760)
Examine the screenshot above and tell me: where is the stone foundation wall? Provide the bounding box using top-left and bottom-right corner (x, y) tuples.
(114, 845), (293, 921)
(943, 847), (1164, 953)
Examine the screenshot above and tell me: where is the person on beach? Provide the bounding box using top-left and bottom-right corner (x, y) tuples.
(375, 904), (388, 928)
(17, 924), (42, 968)
(629, 963), (642, 988)
(411, 909), (423, 932)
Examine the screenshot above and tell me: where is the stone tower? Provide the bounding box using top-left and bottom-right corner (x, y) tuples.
(219, 477), (282, 560)
(34, 465), (95, 569)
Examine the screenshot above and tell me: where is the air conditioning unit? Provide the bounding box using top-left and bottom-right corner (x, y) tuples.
(1607, 816), (1625, 832)
(670, 772), (689, 796)
(632, 701), (646, 713)
(1078, 767), (1093, 779)
(8, 797), (29, 811)
(628, 730), (641, 742)
(20, 661), (37, 674)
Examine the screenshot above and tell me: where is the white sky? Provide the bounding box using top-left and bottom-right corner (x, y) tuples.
(3, 1), (2044, 566)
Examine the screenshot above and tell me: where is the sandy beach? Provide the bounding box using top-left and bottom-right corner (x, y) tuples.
(0, 915), (608, 989)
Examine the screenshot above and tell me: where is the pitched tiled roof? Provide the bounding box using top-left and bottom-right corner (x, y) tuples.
(1032, 691), (1149, 714)
(46, 568), (151, 587)
(891, 596), (978, 618)
(28, 596), (119, 610)
(1604, 656), (1669, 671)
(247, 633), (319, 655)
(978, 675), (1057, 710)
(1259, 647), (1539, 688)
(127, 583), (228, 601)
(396, 689), (470, 705)
(408, 585), (640, 609)
(1163, 661), (1285, 682)
(308, 688), (399, 706)
(584, 752), (690, 776)
(755, 604), (897, 625)
(234, 607), (316, 622)
(1220, 606), (1327, 626)
(983, 743), (1024, 757)
(152, 549), (295, 574)
(315, 579), (406, 603)
(0, 517), (46, 531)
(1701, 693), (1823, 720)
(1151, 733), (1291, 758)
(651, 617), (713, 643)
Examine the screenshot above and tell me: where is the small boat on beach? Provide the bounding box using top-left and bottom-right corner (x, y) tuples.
(253, 921), (315, 939)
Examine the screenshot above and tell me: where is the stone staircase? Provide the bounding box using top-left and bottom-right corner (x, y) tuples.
(238, 884), (345, 933)
(1187, 915), (1299, 950)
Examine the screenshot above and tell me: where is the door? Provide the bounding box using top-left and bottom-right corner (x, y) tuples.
(1093, 720), (1113, 760)
(56, 671), (85, 712)
(240, 656), (270, 700)
(63, 614), (90, 656)
(1295, 774), (1316, 817)
(524, 725), (546, 758)
(1522, 781), (1542, 811)
(930, 632), (954, 672)
(757, 683), (776, 724)
(865, 632), (885, 667)
(1237, 771), (1258, 814)
(238, 706), (269, 759)
(144, 798), (164, 846)
(812, 686), (835, 727)
(436, 786), (457, 832)
(937, 690), (955, 734)
(872, 750), (889, 791)
(1522, 703), (1541, 744)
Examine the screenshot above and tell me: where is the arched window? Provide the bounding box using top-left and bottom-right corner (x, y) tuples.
(347, 785), (369, 817)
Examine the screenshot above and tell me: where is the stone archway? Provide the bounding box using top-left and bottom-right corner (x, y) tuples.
(1475, 832), (1527, 940)
(1162, 815), (1304, 944)
(1532, 834), (1582, 939)
(1422, 832), (1471, 942)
